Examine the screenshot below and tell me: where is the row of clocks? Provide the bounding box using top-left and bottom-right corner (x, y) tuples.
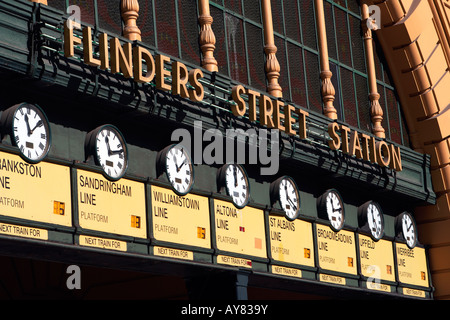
(317, 188), (418, 248)
(0, 103), (419, 249)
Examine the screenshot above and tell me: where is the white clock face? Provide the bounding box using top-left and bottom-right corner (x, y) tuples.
(12, 104), (50, 163)
(367, 202), (384, 240)
(326, 191), (344, 231)
(165, 144), (193, 196)
(225, 164), (249, 208)
(278, 177), (300, 220)
(401, 213), (416, 248)
(95, 126), (127, 180)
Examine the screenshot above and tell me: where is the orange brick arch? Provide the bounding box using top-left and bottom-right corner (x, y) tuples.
(365, 0), (450, 299)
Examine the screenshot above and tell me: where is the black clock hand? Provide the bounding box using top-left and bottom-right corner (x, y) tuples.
(287, 197), (297, 210)
(233, 165), (238, 187)
(24, 114), (32, 136)
(105, 136), (113, 156)
(177, 159), (186, 171)
(110, 148), (124, 155)
(30, 120), (43, 134)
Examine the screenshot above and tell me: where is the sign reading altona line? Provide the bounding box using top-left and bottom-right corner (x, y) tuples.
(76, 169), (146, 238)
(213, 199), (267, 259)
(151, 185), (211, 249)
(0, 151), (71, 226)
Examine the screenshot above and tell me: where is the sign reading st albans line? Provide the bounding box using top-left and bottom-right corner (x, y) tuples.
(0, 151), (72, 226)
(77, 169), (146, 238)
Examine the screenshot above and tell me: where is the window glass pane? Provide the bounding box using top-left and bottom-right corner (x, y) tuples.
(179, 0), (201, 66)
(335, 8), (351, 67)
(246, 23), (265, 92)
(69, 0), (95, 26)
(288, 43), (307, 107)
(138, 0), (155, 47)
(225, 0), (242, 15)
(355, 74), (370, 132)
(304, 51), (321, 113)
(284, 0), (301, 42)
(226, 13), (248, 84)
(48, 0), (66, 12)
(155, 0), (179, 58)
(324, 2), (337, 60)
(97, 0), (122, 36)
(244, 0), (261, 23)
(341, 67), (358, 127)
(271, 0), (284, 35)
(347, 0), (361, 15)
(349, 15), (366, 73)
(386, 88), (403, 144)
(211, 6), (229, 76)
(300, 1), (317, 50)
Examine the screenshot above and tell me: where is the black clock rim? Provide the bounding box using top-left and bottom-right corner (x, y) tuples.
(91, 124), (129, 181)
(318, 188), (345, 232)
(162, 143), (195, 197)
(221, 163), (250, 209)
(358, 200), (385, 241)
(270, 175), (301, 221)
(396, 211), (418, 249)
(5, 103), (52, 164)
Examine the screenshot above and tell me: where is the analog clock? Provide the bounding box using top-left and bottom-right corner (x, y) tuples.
(217, 163), (250, 209)
(1, 103), (51, 163)
(317, 189), (345, 232)
(157, 144), (194, 196)
(85, 124), (128, 181)
(358, 201), (384, 241)
(270, 176), (301, 220)
(395, 211), (418, 249)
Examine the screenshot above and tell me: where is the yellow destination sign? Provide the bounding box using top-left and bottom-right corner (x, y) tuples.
(0, 152), (71, 226)
(396, 243), (429, 287)
(79, 235), (127, 252)
(358, 234), (395, 282)
(214, 199), (267, 258)
(151, 185), (210, 249)
(77, 169), (146, 238)
(269, 214), (314, 267)
(316, 224), (357, 275)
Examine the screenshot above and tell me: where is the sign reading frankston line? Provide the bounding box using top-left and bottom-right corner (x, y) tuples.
(76, 169), (146, 238)
(214, 199), (267, 259)
(151, 185), (210, 249)
(0, 151), (72, 226)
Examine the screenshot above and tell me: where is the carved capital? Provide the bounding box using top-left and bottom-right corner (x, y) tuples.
(369, 93), (386, 138)
(121, 0), (141, 41)
(198, 14), (218, 72)
(264, 47), (282, 97)
(320, 71), (337, 120)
